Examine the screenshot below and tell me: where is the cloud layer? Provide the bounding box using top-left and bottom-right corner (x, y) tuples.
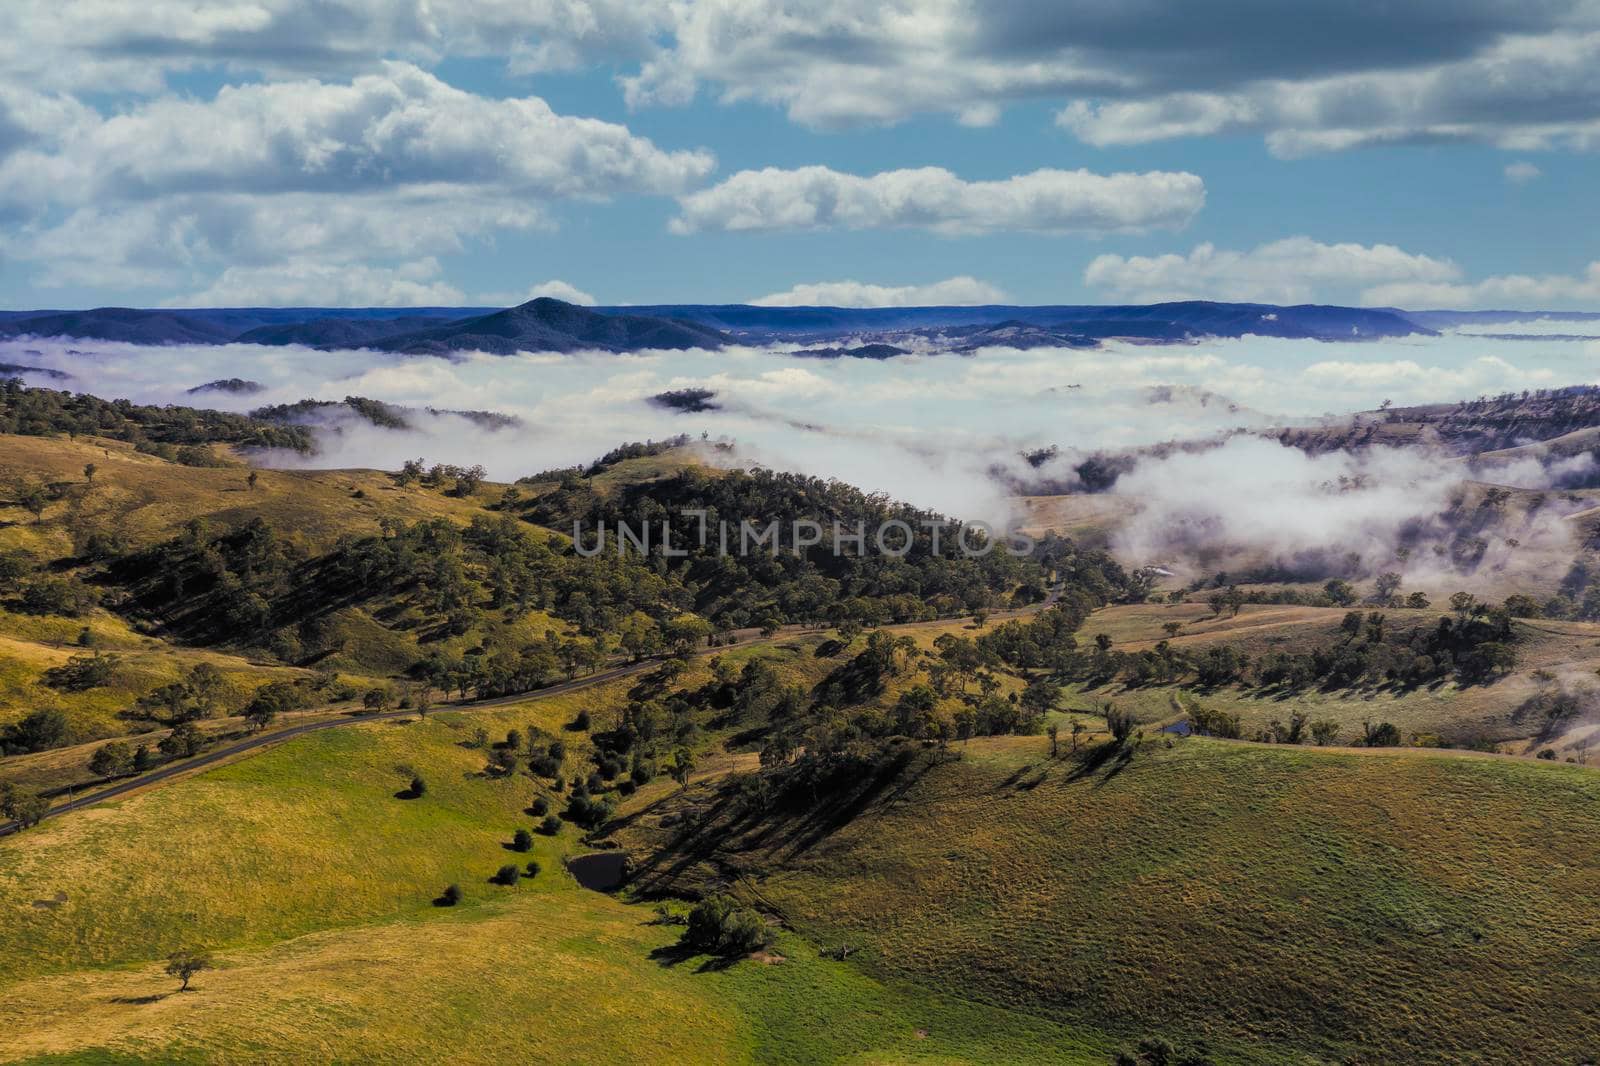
(751, 276), (1007, 307)
(671, 165), (1204, 236)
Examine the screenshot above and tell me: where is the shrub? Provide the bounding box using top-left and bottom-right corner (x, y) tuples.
(1362, 720), (1402, 747)
(530, 796), (550, 816)
(88, 741), (135, 778)
(1, 708), (70, 755)
(680, 894), (772, 957)
(539, 814), (563, 835)
(409, 775), (427, 797)
(617, 779), (637, 797)
(439, 883), (463, 906)
(492, 864), (522, 886)
(573, 709), (591, 731)
(524, 860), (542, 878)
(511, 828), (534, 852)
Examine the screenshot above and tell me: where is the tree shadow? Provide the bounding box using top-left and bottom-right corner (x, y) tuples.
(111, 992), (174, 1005)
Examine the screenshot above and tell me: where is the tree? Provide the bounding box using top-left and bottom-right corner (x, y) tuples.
(1, 709), (69, 755)
(409, 774), (427, 798)
(1449, 591), (1476, 619)
(1406, 591), (1431, 609)
(492, 864), (522, 886)
(1019, 678), (1060, 718)
(246, 470), (259, 491)
(539, 814), (563, 835)
(362, 687), (393, 713)
(159, 721), (205, 758)
(971, 610), (989, 628)
(681, 895), (772, 957)
(1374, 571), (1402, 603)
(439, 883), (463, 906)
(1070, 718), (1086, 752)
(82, 462), (96, 484)
(17, 482), (48, 523)
(1324, 579), (1357, 607)
(1104, 702), (1138, 744)
(88, 741), (134, 779)
(165, 949), (212, 992)
(1, 784), (50, 830)
(1162, 621), (1182, 638)
(670, 747), (696, 789)
(1047, 722), (1060, 758)
(511, 828), (534, 852)
(1309, 720), (1342, 746)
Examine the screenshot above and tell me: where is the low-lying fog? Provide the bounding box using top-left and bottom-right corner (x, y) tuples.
(6, 325), (1598, 585)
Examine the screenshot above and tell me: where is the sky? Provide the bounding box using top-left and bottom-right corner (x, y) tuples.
(2, 1), (1600, 311)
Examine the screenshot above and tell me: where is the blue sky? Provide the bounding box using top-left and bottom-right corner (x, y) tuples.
(2, 1), (1599, 310)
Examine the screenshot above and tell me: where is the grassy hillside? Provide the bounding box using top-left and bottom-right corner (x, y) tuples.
(0, 674), (1113, 1065)
(1074, 601), (1600, 749)
(623, 735), (1600, 1065)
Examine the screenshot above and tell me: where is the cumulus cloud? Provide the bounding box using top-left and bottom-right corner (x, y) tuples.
(671, 166), (1204, 235)
(5, 1), (1599, 158)
(1505, 161), (1544, 183)
(1056, 28), (1600, 156)
(0, 0), (672, 92)
(480, 280), (599, 306)
(750, 276), (1007, 307)
(1364, 262), (1600, 310)
(1084, 238), (1461, 304)
(0, 63), (711, 298)
(177, 258), (467, 308)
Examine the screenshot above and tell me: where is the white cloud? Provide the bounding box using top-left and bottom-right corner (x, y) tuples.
(1057, 30), (1600, 157)
(1505, 161), (1544, 183)
(5, 1), (1600, 158)
(672, 165), (1204, 235)
(0, 63), (711, 298)
(1084, 238), (1461, 304)
(179, 258), (466, 307)
(1364, 262), (1600, 310)
(0, 62), (711, 208)
(750, 276), (1008, 307)
(524, 280), (599, 305)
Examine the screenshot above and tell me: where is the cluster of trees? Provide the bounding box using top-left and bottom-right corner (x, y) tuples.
(678, 895), (773, 957)
(394, 458), (486, 496)
(524, 466), (1091, 628)
(1064, 605), (1518, 693)
(0, 780), (50, 829)
(0, 379), (312, 451)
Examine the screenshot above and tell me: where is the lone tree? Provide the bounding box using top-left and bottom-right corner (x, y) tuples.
(246, 470), (259, 491)
(165, 949), (212, 992)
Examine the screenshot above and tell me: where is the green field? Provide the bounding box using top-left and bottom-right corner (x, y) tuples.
(628, 735), (1600, 1064)
(0, 691), (1116, 1064)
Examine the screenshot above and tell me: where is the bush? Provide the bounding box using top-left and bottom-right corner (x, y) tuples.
(524, 860), (542, 878)
(680, 894), (772, 957)
(530, 796), (550, 816)
(88, 741), (135, 778)
(539, 814), (563, 835)
(564, 792), (614, 830)
(573, 709), (591, 731)
(511, 828), (534, 852)
(1, 708), (70, 755)
(492, 864), (522, 886)
(440, 883), (463, 906)
(617, 779), (637, 797)
(410, 774), (427, 797)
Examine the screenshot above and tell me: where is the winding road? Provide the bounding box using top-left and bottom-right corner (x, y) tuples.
(0, 660), (656, 839)
(1, 593), (1067, 839)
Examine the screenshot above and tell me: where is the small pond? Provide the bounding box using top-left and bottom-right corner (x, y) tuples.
(567, 851), (628, 892)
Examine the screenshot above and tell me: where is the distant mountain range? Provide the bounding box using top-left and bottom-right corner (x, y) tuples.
(6, 297), (1591, 356)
